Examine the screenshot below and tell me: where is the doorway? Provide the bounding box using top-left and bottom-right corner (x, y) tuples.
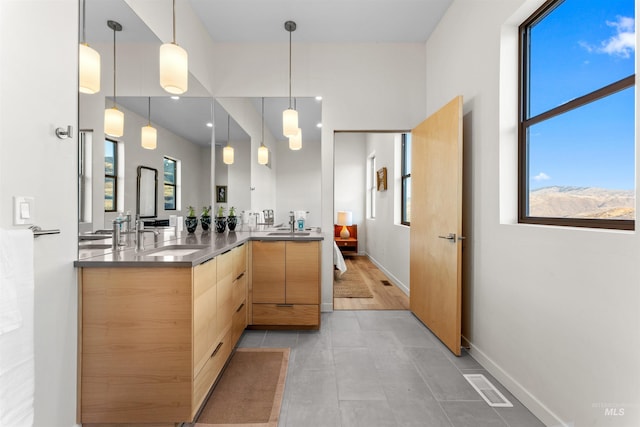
(333, 131), (410, 310)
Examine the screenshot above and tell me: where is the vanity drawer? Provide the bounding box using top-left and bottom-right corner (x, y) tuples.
(232, 273), (247, 309)
(231, 300), (247, 346)
(193, 329), (232, 416)
(252, 303), (319, 326)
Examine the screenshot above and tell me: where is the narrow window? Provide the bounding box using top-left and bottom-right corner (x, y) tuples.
(367, 155), (376, 219)
(519, 0), (635, 230)
(104, 139), (117, 212)
(401, 133), (412, 225)
(164, 156), (177, 210)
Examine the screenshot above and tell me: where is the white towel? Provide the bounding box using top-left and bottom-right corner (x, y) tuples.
(0, 229), (34, 427)
(294, 210), (307, 220)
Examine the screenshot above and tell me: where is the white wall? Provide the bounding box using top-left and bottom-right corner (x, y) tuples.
(334, 133), (367, 251)
(364, 133), (410, 293)
(0, 1), (79, 426)
(275, 139), (322, 227)
(427, 0), (640, 426)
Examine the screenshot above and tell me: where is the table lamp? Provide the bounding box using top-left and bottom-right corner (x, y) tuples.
(337, 211), (353, 239)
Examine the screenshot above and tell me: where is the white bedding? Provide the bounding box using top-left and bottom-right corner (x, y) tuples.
(333, 241), (347, 275)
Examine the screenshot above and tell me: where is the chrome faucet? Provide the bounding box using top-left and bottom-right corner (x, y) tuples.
(111, 218), (124, 251)
(289, 211), (296, 233)
(135, 219), (159, 252)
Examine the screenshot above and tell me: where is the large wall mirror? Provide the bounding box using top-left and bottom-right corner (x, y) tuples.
(137, 166), (157, 218)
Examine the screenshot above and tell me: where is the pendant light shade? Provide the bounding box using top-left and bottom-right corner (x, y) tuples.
(104, 107), (124, 137)
(79, 0), (100, 94)
(104, 20), (123, 137)
(282, 21), (299, 139)
(289, 127), (302, 150)
(160, 0), (188, 95)
(79, 44), (101, 94)
(141, 97), (157, 149)
(258, 97), (269, 165)
(282, 108), (298, 138)
(223, 114), (234, 165)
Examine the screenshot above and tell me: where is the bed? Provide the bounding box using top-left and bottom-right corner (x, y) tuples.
(333, 241), (347, 275)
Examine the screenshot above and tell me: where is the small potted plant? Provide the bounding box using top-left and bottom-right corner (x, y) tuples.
(200, 205), (212, 231)
(214, 205), (227, 233)
(185, 206), (198, 233)
(227, 206), (238, 231)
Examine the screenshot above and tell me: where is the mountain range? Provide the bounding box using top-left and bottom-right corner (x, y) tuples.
(529, 186), (634, 219)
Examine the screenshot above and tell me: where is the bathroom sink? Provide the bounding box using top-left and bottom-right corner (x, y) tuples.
(142, 244), (209, 257)
(267, 232), (310, 236)
(78, 243), (112, 250)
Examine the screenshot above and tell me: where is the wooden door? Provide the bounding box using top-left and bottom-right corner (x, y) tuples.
(410, 96), (463, 356)
(285, 241), (320, 304)
(251, 241), (286, 303)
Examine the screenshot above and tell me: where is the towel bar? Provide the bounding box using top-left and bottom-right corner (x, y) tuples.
(29, 225), (60, 238)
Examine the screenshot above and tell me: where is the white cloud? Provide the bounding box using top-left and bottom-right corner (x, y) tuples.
(533, 172), (551, 181)
(594, 16), (635, 58)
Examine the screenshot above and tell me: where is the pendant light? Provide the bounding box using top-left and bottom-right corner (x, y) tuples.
(160, 0), (188, 94)
(258, 97), (269, 165)
(79, 0), (100, 94)
(282, 21), (298, 138)
(288, 98), (302, 150)
(141, 97), (157, 150)
(223, 114), (234, 165)
(104, 20), (124, 138)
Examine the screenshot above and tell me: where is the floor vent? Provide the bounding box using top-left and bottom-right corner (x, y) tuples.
(381, 280), (392, 286)
(463, 374), (513, 407)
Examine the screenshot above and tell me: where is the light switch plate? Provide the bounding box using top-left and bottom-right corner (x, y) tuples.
(14, 196), (35, 225)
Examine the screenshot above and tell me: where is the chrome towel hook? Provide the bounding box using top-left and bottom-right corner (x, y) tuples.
(55, 125), (74, 139)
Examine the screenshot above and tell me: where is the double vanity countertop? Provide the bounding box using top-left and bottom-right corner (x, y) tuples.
(75, 225), (324, 268)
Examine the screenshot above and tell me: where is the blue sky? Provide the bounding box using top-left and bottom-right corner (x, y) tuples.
(528, 0), (635, 191)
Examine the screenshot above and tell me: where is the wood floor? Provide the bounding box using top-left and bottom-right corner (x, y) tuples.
(333, 255), (410, 310)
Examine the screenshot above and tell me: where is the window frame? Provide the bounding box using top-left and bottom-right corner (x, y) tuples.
(367, 154), (376, 219)
(104, 138), (118, 213)
(163, 156), (177, 211)
(401, 133), (411, 226)
(518, 0), (635, 231)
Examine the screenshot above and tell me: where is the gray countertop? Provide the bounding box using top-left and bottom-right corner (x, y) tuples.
(75, 225), (324, 268)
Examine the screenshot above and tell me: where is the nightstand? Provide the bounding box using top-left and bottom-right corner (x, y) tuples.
(335, 237), (358, 254)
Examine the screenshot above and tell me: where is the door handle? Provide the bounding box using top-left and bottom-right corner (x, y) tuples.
(438, 233), (456, 242)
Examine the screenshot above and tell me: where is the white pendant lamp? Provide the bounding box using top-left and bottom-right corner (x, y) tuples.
(104, 20), (124, 138)
(141, 97), (157, 150)
(282, 21), (299, 138)
(160, 0), (188, 95)
(79, 0), (100, 94)
(258, 97), (269, 165)
(289, 127), (302, 150)
(223, 114), (234, 165)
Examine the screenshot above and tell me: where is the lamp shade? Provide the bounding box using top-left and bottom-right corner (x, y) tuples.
(289, 127), (302, 150)
(104, 107), (124, 137)
(282, 108), (298, 137)
(79, 43), (100, 94)
(258, 144), (269, 165)
(223, 145), (234, 165)
(337, 211), (353, 226)
(141, 125), (157, 150)
(159, 42), (188, 95)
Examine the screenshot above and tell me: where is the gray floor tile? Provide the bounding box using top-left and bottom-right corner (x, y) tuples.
(262, 330), (299, 347)
(339, 400), (398, 427)
(334, 347), (386, 401)
(284, 402), (342, 427)
(441, 401), (509, 427)
(361, 330), (402, 351)
(332, 329), (367, 348)
(286, 368), (339, 406)
(236, 329), (265, 347)
(389, 399), (454, 427)
(407, 347), (482, 401)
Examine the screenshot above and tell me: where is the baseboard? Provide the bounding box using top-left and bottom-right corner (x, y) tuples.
(365, 254), (410, 296)
(465, 337), (568, 427)
(321, 302), (333, 312)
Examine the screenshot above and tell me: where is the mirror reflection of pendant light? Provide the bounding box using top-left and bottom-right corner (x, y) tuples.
(141, 97), (157, 150)
(288, 98), (302, 150)
(282, 21), (298, 138)
(258, 97), (269, 165)
(223, 114), (234, 165)
(160, 0), (188, 95)
(104, 20), (124, 138)
(79, 0), (100, 94)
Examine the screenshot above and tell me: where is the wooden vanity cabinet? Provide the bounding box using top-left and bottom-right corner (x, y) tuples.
(251, 240), (320, 328)
(78, 244), (249, 425)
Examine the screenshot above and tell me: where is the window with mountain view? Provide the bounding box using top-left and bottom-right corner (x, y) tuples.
(104, 139), (117, 212)
(164, 156), (178, 210)
(519, 0), (635, 230)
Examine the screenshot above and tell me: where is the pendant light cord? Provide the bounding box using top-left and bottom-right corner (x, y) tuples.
(147, 97), (151, 125)
(227, 114), (230, 146)
(288, 30), (292, 109)
(113, 26), (117, 107)
(261, 97), (265, 143)
(172, 0), (177, 44)
(81, 0), (86, 43)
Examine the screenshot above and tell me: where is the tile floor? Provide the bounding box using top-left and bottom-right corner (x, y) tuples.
(237, 310), (545, 427)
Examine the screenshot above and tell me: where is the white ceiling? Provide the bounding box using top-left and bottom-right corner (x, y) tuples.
(84, 0), (452, 146)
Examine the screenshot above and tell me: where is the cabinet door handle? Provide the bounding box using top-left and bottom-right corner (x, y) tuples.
(236, 272), (245, 280)
(276, 304), (294, 308)
(210, 342), (223, 358)
(236, 303), (245, 312)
